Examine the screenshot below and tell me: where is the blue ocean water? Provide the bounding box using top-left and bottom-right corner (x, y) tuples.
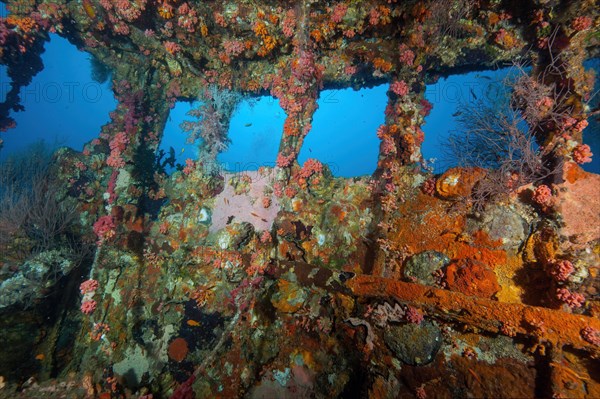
(160, 96), (286, 173)
(0, 66), (8, 103)
(159, 101), (205, 167)
(296, 86), (386, 177)
(422, 68), (513, 172)
(220, 97), (284, 172)
(0, 34), (117, 161)
(160, 86), (387, 177)
(583, 58), (600, 174)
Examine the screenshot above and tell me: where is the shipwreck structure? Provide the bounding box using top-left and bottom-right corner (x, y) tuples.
(0, 0), (599, 397)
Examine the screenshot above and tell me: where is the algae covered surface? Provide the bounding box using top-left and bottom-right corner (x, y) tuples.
(0, 0), (599, 398)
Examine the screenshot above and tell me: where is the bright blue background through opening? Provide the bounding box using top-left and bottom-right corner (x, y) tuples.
(0, 34), (117, 161)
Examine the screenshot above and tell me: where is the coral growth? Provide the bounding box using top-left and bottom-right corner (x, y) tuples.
(556, 288), (585, 309)
(572, 144), (593, 164)
(93, 215), (116, 243)
(549, 260), (574, 282)
(0, 1), (598, 398)
(80, 300), (97, 314)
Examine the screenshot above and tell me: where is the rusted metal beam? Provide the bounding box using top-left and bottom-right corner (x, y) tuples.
(346, 274), (600, 355)
(267, 260), (599, 354)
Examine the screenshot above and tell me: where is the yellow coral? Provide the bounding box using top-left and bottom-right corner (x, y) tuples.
(7, 16), (37, 33)
(310, 29), (323, 43)
(157, 3), (173, 19)
(253, 21), (268, 37)
(258, 35), (276, 56)
(373, 57), (393, 72)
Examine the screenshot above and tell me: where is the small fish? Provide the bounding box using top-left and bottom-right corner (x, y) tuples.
(224, 198), (229, 205)
(477, 74), (492, 80)
(452, 111), (463, 117)
(181, 148), (185, 153)
(470, 88), (478, 100)
(187, 320), (201, 327)
(35, 354), (45, 361)
(251, 212), (261, 218)
(244, 123), (252, 127)
(82, 0), (96, 19)
(260, 217), (267, 223)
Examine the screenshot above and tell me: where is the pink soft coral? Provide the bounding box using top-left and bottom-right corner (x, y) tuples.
(380, 135), (396, 156)
(81, 300), (97, 315)
(93, 215), (116, 242)
(549, 260), (574, 282)
(282, 9), (296, 38)
(573, 144), (593, 164)
(422, 178), (436, 196)
(390, 80), (409, 96)
(405, 306), (424, 325)
(109, 132), (128, 151)
(80, 279), (99, 294)
(182, 158), (195, 175)
(276, 152), (295, 168)
(571, 16), (593, 31)
(581, 326), (600, 346)
(107, 132), (129, 168)
(330, 3), (348, 24)
(556, 288), (585, 308)
(164, 40), (181, 54)
(532, 184), (552, 207)
(398, 44), (415, 66)
(298, 158), (323, 179)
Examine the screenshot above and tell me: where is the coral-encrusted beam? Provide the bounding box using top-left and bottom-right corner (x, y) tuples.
(346, 274), (600, 354)
(268, 261), (600, 353)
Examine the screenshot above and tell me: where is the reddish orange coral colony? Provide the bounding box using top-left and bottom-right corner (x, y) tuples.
(168, 337), (189, 362)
